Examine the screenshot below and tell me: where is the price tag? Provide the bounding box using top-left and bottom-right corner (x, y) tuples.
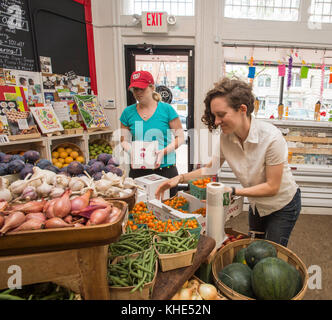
(17, 118), (29, 130)
(0, 134), (9, 144)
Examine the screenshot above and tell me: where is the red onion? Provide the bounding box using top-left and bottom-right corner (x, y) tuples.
(70, 189), (92, 213)
(45, 217), (73, 229)
(0, 211), (25, 235)
(53, 189), (72, 218)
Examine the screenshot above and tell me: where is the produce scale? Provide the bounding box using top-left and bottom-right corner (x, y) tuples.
(0, 149), (308, 300)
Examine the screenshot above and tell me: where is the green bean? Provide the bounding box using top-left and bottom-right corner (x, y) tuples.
(0, 294), (25, 300)
(109, 275), (130, 287)
(131, 272), (147, 293)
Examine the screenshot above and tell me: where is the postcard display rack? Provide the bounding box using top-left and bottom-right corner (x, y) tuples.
(218, 120), (332, 215)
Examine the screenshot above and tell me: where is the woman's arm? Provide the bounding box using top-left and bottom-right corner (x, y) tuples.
(120, 123), (132, 153)
(231, 163), (284, 197)
(155, 117), (185, 168)
(155, 158), (225, 200)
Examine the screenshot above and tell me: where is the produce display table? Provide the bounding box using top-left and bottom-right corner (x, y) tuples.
(152, 235), (216, 300)
(0, 245), (110, 300)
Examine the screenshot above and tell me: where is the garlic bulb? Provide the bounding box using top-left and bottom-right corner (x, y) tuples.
(0, 177), (12, 202)
(30, 167), (56, 185)
(21, 186), (38, 201)
(69, 177), (85, 192)
(49, 187), (65, 199)
(94, 179), (114, 193)
(54, 175), (70, 188)
(36, 178), (52, 197)
(9, 179), (30, 196)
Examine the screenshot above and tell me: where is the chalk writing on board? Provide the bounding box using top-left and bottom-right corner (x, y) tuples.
(0, 0), (36, 71)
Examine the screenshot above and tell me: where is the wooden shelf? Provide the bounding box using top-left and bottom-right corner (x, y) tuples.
(289, 147), (332, 155)
(0, 130), (113, 164)
(285, 136), (332, 144)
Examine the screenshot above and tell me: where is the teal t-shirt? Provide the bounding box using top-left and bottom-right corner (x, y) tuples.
(120, 101), (179, 167)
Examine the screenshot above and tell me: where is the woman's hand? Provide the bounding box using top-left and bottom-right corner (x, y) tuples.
(155, 175), (181, 200)
(154, 150), (164, 169)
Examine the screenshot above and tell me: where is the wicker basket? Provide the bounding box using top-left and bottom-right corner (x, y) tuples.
(211, 238), (309, 300)
(153, 234), (197, 272)
(51, 142), (85, 164)
(109, 253), (158, 300)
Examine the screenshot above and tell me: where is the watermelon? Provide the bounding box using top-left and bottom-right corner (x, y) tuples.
(233, 248), (248, 265)
(218, 263), (255, 298)
(245, 240), (277, 268)
(290, 264), (303, 297)
(251, 257), (298, 300)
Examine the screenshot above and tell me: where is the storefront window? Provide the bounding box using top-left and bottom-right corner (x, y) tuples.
(224, 0), (300, 21)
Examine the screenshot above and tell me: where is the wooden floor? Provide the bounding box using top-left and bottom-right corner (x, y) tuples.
(225, 211), (332, 300)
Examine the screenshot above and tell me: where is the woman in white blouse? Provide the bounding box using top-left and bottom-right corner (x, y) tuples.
(155, 78), (301, 247)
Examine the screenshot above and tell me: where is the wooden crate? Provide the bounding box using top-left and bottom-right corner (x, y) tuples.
(8, 132), (41, 141)
(211, 238), (309, 300)
(0, 200), (128, 256)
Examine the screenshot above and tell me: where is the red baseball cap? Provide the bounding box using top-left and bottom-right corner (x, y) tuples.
(128, 71), (154, 90)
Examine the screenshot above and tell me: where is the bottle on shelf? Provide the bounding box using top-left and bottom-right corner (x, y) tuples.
(314, 101), (321, 121)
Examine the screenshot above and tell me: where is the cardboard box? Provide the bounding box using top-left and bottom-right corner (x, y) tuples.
(134, 174), (170, 201)
(131, 141), (158, 169)
(136, 189), (148, 203)
(147, 191), (244, 233)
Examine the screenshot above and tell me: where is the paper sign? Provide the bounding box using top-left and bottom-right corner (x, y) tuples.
(300, 66), (309, 79)
(330, 73), (332, 84)
(278, 64), (286, 77)
(0, 134), (9, 144)
(53, 102), (71, 122)
(248, 66), (256, 79)
(17, 118), (29, 130)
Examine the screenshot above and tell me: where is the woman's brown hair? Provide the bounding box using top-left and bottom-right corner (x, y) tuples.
(201, 77), (255, 131)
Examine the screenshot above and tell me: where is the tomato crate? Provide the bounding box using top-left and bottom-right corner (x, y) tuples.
(188, 177), (215, 200)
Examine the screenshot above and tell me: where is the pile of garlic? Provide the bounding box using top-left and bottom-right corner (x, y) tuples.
(4, 167), (143, 202)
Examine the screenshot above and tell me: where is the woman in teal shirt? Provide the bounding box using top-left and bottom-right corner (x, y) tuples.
(120, 71), (185, 197)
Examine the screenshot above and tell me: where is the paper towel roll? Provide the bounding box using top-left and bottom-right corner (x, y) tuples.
(206, 182), (228, 248)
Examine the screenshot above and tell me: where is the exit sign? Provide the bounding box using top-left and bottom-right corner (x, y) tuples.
(142, 12), (168, 33)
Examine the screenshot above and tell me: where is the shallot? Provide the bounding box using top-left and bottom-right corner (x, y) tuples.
(25, 212), (46, 222)
(45, 217), (73, 229)
(10, 218), (44, 232)
(89, 206), (112, 225)
(53, 189), (71, 218)
(0, 200), (8, 212)
(0, 211), (25, 235)
(72, 204), (107, 218)
(8, 200), (46, 214)
(0, 215), (4, 228)
(70, 189), (92, 212)
(44, 198), (57, 219)
(73, 223), (84, 227)
(64, 215), (73, 224)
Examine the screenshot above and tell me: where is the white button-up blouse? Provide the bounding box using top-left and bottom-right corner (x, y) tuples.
(206, 117), (298, 217)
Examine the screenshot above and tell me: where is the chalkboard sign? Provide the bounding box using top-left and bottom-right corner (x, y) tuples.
(30, 0), (90, 77)
(0, 0), (36, 71)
